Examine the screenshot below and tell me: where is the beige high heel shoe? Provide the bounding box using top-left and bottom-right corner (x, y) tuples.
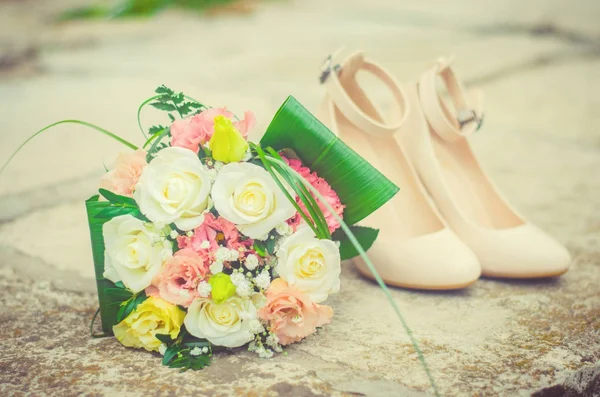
(319, 52), (481, 290)
(396, 57), (571, 278)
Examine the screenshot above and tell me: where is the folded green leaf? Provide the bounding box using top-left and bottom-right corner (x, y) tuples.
(332, 226), (379, 260)
(86, 196), (123, 334)
(260, 96), (399, 226)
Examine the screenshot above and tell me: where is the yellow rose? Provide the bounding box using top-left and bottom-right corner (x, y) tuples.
(113, 296), (185, 352)
(209, 115), (249, 163)
(208, 273), (236, 304)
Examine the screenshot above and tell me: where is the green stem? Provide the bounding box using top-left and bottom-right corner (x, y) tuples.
(1, 120), (138, 175)
(274, 156), (440, 397)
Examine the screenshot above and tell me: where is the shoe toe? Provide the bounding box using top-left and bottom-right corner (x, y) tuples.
(355, 229), (481, 290)
(474, 224), (571, 278)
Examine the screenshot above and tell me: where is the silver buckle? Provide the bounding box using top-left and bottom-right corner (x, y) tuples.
(319, 54), (341, 84)
(457, 109), (484, 131)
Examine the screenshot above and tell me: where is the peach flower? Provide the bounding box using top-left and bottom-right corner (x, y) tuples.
(99, 149), (147, 197)
(259, 278), (333, 345)
(170, 108), (255, 154)
(145, 248), (209, 308)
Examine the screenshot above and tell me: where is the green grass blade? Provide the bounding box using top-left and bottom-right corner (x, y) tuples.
(1, 120), (138, 175)
(137, 94), (161, 138)
(143, 128), (167, 148)
(251, 143), (320, 237)
(263, 149), (330, 239)
(300, 174), (439, 397)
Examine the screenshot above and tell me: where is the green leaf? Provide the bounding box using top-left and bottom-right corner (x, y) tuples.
(332, 226), (379, 260)
(148, 125), (167, 135)
(162, 344), (179, 366)
(150, 102), (176, 112)
(253, 242), (267, 257)
(178, 101), (203, 116)
(114, 281), (126, 289)
(265, 237), (276, 255)
(155, 333), (174, 344)
(98, 188), (137, 207)
(115, 291), (148, 324)
(155, 85), (175, 96)
(182, 340), (210, 349)
(104, 287), (134, 300)
(260, 96), (399, 226)
(189, 355), (211, 370)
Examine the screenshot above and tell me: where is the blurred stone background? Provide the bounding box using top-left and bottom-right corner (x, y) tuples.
(0, 0), (599, 396)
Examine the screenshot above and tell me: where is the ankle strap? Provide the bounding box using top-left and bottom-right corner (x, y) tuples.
(321, 52), (407, 137)
(418, 57), (484, 142)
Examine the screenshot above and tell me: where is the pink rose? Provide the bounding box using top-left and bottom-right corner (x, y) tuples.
(170, 108), (256, 153)
(259, 279), (333, 345)
(146, 248), (208, 308)
(283, 156), (345, 233)
(99, 149), (147, 197)
(177, 213), (254, 263)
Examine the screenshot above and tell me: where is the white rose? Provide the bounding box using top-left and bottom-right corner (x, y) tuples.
(184, 296), (257, 348)
(134, 147), (212, 231)
(103, 214), (173, 293)
(211, 162), (296, 239)
(276, 227), (341, 303)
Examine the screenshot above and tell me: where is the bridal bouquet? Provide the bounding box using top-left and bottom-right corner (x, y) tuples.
(48, 86), (400, 370)
(1, 84), (440, 395)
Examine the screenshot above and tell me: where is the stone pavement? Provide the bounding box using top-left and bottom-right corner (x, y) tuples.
(0, 0), (599, 396)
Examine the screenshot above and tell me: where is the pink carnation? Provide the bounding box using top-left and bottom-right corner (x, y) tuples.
(283, 157), (345, 233)
(99, 149), (147, 197)
(170, 108), (256, 153)
(145, 248), (209, 308)
(177, 213), (254, 263)
(259, 279), (333, 345)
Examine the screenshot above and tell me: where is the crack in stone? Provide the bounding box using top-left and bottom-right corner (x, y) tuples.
(475, 22), (599, 47)
(465, 47), (599, 86)
(0, 245), (96, 293)
(0, 171), (101, 224)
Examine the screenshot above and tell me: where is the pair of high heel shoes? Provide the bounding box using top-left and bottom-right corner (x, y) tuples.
(318, 52), (571, 290)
